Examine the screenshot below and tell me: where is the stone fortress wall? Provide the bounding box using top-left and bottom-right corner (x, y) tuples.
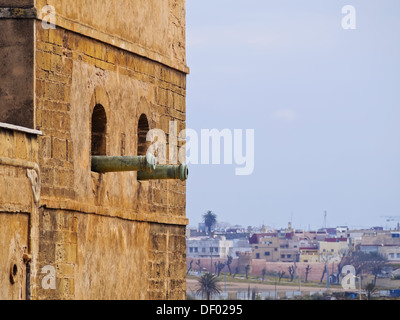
(0, 0), (189, 300)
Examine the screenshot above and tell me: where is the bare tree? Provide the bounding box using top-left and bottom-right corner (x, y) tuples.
(319, 254), (333, 283)
(187, 260), (193, 275)
(233, 266), (239, 278)
(365, 282), (377, 300)
(216, 261), (226, 277)
(288, 265), (296, 282)
(334, 248), (350, 283)
(340, 251), (387, 279)
(245, 265), (250, 279)
(195, 259), (201, 272)
(305, 265), (312, 283)
(261, 268), (267, 281)
(226, 255), (233, 275)
(277, 271), (286, 283)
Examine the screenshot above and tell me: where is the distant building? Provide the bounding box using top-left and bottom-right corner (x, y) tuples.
(294, 230), (327, 241)
(249, 232), (278, 245)
(279, 238), (300, 263)
(187, 236), (233, 259)
(229, 239), (252, 258)
(359, 231), (400, 261)
(326, 228), (337, 236)
(319, 238), (349, 262)
(250, 232), (299, 262)
(215, 221), (231, 232)
(198, 223), (208, 233)
(336, 226), (349, 236)
(252, 235), (280, 262)
(226, 225), (246, 234)
(299, 245), (320, 263)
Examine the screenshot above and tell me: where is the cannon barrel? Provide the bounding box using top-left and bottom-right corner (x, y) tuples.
(137, 164), (188, 181)
(91, 154), (156, 173)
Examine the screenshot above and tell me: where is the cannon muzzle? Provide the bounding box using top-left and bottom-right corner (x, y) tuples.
(91, 154), (156, 173)
(137, 164), (188, 181)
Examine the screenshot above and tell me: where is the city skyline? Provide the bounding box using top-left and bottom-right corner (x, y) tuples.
(187, 214), (400, 232)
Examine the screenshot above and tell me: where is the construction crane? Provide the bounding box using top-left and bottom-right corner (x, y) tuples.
(382, 216), (400, 222)
(381, 216), (400, 230)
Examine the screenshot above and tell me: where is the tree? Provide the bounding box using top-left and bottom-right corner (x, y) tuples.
(195, 259), (201, 272)
(196, 273), (222, 300)
(187, 260), (193, 275)
(277, 271), (286, 283)
(319, 254), (333, 283)
(340, 251), (387, 280)
(365, 282), (377, 300)
(226, 255), (233, 275)
(371, 263), (385, 285)
(335, 248), (350, 284)
(288, 265), (296, 282)
(203, 211), (217, 234)
(233, 266), (239, 278)
(261, 268), (267, 281)
(216, 261), (226, 277)
(245, 265), (250, 279)
(305, 265), (312, 283)
(320, 267), (326, 283)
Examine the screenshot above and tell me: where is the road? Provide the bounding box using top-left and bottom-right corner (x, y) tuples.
(187, 277), (346, 297)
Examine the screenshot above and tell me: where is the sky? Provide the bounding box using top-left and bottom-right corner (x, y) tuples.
(184, 0), (400, 231)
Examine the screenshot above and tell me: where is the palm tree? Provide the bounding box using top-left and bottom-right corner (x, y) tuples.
(203, 211), (217, 234)
(196, 273), (222, 300)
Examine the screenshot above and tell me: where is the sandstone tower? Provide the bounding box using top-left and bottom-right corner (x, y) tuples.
(0, 0), (189, 300)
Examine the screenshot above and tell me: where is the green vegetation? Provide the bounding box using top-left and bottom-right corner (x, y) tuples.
(187, 272), (400, 300)
(202, 210), (217, 234)
(195, 272), (222, 300)
(188, 272), (341, 289)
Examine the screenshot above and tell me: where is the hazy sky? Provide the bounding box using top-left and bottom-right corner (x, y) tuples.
(185, 0), (400, 230)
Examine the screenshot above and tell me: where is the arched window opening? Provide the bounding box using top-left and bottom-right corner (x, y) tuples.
(137, 114), (150, 156)
(91, 104), (107, 156)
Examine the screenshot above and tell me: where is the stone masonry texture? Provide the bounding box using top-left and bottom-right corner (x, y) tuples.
(0, 0), (189, 300)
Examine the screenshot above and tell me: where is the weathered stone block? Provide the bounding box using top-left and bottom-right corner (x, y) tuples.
(1, 0), (188, 301)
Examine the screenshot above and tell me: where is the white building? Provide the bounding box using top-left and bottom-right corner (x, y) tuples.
(229, 239), (252, 258)
(186, 236), (234, 259)
(360, 231), (400, 262)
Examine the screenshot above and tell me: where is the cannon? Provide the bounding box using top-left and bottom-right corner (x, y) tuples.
(91, 154), (189, 181)
(91, 153), (156, 173)
(137, 164), (188, 181)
